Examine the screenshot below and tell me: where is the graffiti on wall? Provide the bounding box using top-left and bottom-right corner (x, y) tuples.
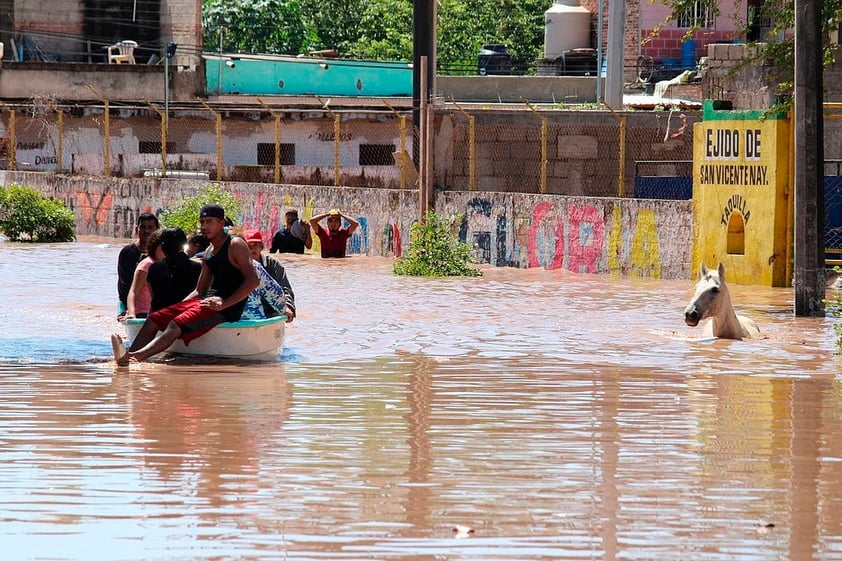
(460, 197), (663, 277)
(31, 175), (680, 276)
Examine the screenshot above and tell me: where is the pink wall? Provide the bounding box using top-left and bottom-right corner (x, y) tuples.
(640, 0), (745, 64)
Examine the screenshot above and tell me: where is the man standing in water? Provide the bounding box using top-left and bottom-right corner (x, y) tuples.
(309, 208), (359, 258)
(270, 207), (312, 254)
(117, 212), (159, 318)
(111, 204), (258, 365)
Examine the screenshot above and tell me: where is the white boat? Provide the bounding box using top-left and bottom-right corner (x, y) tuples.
(124, 315), (285, 360)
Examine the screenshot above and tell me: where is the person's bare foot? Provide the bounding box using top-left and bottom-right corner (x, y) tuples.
(110, 333), (129, 366)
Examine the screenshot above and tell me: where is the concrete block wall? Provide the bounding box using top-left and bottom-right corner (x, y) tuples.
(436, 110), (699, 197)
(4, 170), (694, 279)
(701, 43), (775, 110)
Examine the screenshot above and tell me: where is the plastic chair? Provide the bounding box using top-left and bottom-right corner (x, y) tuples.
(107, 40), (137, 64)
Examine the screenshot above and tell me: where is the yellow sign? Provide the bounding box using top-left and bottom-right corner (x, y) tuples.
(692, 103), (790, 286)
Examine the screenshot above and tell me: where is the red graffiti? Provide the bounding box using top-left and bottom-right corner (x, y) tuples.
(528, 203), (604, 271)
(528, 202), (564, 269)
(393, 223), (402, 257)
(75, 190), (113, 227)
(567, 205), (604, 273)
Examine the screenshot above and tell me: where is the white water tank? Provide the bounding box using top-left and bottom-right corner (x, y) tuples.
(544, 0), (591, 59)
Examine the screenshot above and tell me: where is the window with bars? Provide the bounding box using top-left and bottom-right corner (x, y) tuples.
(677, 1), (715, 28)
(139, 141), (176, 154)
(359, 144), (396, 166)
(257, 143), (296, 165)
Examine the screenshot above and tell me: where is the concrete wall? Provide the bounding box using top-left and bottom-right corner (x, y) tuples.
(2, 171), (694, 279)
(701, 43), (775, 110)
(436, 76), (599, 104)
(0, 62), (203, 102)
(700, 43), (842, 111)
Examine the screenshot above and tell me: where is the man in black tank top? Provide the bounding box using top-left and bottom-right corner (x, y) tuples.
(110, 204), (259, 365)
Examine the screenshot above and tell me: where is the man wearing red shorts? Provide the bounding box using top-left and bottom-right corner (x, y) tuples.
(111, 204), (259, 365)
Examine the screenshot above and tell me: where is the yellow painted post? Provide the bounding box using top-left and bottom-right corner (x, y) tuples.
(317, 97), (341, 187)
(145, 101), (167, 177)
(334, 114), (341, 187)
(56, 109), (64, 173)
(87, 85), (110, 177)
(274, 115), (281, 184)
(603, 101), (626, 196)
(451, 99), (476, 191)
(382, 99), (412, 189)
(216, 113), (222, 180)
(198, 98), (223, 180)
(104, 101), (110, 177)
(540, 117), (547, 194)
(258, 98), (282, 184)
(524, 99), (547, 194)
(399, 115), (407, 189)
(6, 108), (15, 171)
(470, 115), (477, 191)
(47, 102), (64, 173)
(618, 116), (627, 197)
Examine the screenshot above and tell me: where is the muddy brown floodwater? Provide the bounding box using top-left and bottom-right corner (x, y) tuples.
(1, 238), (841, 560)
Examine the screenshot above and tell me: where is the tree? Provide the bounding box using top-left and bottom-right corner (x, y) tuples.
(201, 0), (549, 71)
(393, 212), (481, 277)
(160, 184), (243, 235)
(0, 184), (75, 242)
(436, 0), (546, 73)
(346, 0), (413, 61)
(299, 0), (367, 54)
(203, 0), (311, 55)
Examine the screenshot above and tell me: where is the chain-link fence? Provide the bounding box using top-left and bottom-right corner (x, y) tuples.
(442, 106), (700, 197)
(0, 99), (417, 190)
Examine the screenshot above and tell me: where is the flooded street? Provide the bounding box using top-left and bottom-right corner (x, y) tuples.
(1, 239), (841, 560)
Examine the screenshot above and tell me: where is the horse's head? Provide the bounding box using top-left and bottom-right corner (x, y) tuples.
(684, 262), (727, 326)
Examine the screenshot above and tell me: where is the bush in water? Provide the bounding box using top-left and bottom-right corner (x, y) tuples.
(159, 183), (243, 234)
(825, 266), (842, 353)
(0, 184), (75, 242)
(393, 211), (481, 277)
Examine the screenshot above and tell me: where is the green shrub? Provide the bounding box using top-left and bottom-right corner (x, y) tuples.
(826, 266), (842, 353)
(0, 184), (75, 242)
(159, 183), (243, 233)
(393, 211), (481, 277)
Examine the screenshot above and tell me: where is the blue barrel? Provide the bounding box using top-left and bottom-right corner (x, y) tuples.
(682, 39), (696, 70)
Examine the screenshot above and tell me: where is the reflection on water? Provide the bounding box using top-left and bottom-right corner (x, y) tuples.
(1, 240), (841, 559)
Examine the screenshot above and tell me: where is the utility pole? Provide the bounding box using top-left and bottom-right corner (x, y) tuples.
(412, 0), (436, 142)
(793, 0), (825, 316)
(604, 0), (624, 108)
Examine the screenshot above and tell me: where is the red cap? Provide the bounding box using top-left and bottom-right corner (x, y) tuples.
(244, 229), (263, 244)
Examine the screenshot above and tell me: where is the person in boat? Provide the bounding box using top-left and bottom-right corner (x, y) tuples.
(146, 227), (202, 313)
(124, 228), (164, 320)
(244, 229), (296, 321)
(270, 207), (312, 254)
(240, 254), (288, 321)
(186, 230), (210, 260)
(309, 208), (359, 258)
(117, 212), (160, 319)
(111, 204), (259, 365)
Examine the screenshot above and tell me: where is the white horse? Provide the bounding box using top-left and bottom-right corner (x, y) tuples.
(684, 262), (760, 340)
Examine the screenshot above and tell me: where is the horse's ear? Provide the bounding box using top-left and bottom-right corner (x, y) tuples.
(718, 262), (726, 280)
(700, 263), (709, 276)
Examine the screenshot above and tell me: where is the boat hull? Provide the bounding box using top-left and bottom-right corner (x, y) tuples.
(124, 316), (285, 360)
